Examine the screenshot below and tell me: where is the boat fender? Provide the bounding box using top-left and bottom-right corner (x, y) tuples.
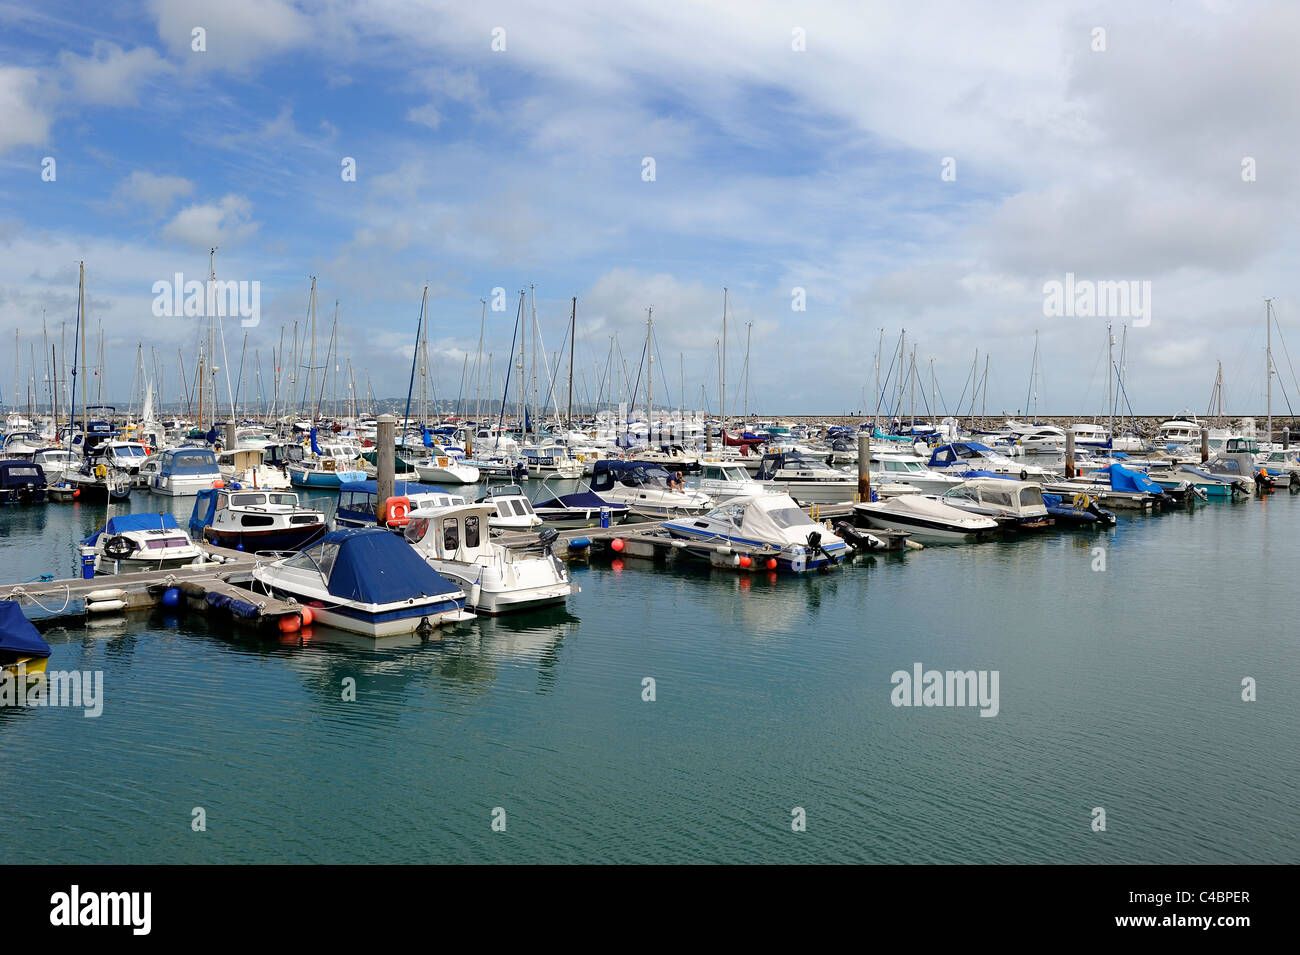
(1019, 469), (1028, 481)
(470, 581), (482, 608)
(568, 537), (591, 549)
(86, 599), (126, 613)
(86, 588), (127, 602)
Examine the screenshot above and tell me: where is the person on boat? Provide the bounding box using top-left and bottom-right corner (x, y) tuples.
(669, 471), (684, 492)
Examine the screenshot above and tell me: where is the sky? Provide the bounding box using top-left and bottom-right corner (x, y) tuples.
(1, 0), (1298, 418)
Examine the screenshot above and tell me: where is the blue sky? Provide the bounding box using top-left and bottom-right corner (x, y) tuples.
(1, 0), (1298, 417)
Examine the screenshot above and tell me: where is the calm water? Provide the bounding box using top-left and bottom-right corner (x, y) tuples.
(2, 478), (1297, 864)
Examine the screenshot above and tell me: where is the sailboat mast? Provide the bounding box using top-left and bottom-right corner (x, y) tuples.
(566, 297), (576, 428)
(646, 306), (654, 442)
(79, 262), (87, 438)
(1266, 298), (1274, 445)
(720, 288), (727, 428)
(1107, 323), (1114, 440)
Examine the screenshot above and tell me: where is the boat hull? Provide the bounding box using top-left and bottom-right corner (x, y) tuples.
(202, 524), (327, 553)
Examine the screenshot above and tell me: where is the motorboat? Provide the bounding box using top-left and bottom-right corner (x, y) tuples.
(869, 452), (965, 494)
(335, 479), (467, 529)
(250, 527), (474, 637)
(1011, 425), (1066, 454)
(1069, 422), (1112, 450)
(189, 487), (327, 552)
(31, 448), (74, 485)
(414, 453), (481, 485)
(99, 440), (150, 479)
(529, 478), (631, 529)
(80, 513), (206, 574)
(519, 446), (584, 479)
(1041, 492), (1116, 526)
(149, 446), (223, 496)
(939, 478), (1053, 530)
(0, 430), (45, 458)
(1256, 449), (1300, 488)
(697, 462), (773, 502)
(61, 454), (132, 503)
(853, 493), (999, 544)
(0, 599), (51, 677)
(475, 484), (544, 532)
(0, 459), (46, 505)
(403, 505), (575, 614)
(662, 493), (849, 572)
(289, 454), (367, 489)
(628, 445), (701, 473)
(590, 460), (714, 519)
(753, 451), (857, 505)
(217, 448), (292, 490)
(926, 442), (1056, 481)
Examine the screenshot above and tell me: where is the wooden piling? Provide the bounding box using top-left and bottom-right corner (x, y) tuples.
(376, 414), (396, 525)
(1064, 429), (1075, 479)
(1201, 427), (1210, 463)
(857, 432), (871, 502)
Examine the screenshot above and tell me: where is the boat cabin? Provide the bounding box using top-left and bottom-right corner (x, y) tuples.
(336, 479), (467, 528)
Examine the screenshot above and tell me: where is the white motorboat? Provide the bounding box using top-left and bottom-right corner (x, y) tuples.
(753, 451), (857, 505)
(80, 513), (206, 574)
(519, 446), (583, 479)
(870, 452), (966, 494)
(697, 462), (773, 502)
(853, 493), (999, 544)
(590, 460), (714, 519)
(414, 453), (481, 485)
(662, 493), (850, 572)
(31, 448), (75, 485)
(529, 478), (631, 528)
(251, 527), (473, 637)
(474, 484), (544, 532)
(926, 442), (1056, 481)
(150, 446), (224, 496)
(939, 478), (1053, 530)
(404, 505), (575, 614)
(217, 447), (292, 490)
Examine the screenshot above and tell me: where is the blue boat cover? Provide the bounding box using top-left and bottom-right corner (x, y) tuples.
(1098, 463), (1161, 494)
(317, 528), (458, 603)
(82, 512), (180, 546)
(310, 427), (321, 454)
(189, 489), (219, 536)
(533, 490), (626, 510)
(0, 599), (51, 657)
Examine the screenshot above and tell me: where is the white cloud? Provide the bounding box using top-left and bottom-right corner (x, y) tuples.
(57, 41), (173, 106)
(112, 171), (194, 216)
(162, 195), (259, 248)
(0, 66), (51, 153)
(147, 0), (311, 70)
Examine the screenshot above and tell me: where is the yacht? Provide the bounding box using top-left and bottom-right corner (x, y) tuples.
(939, 478), (1053, 530)
(404, 505), (575, 614)
(662, 493), (849, 572)
(150, 446), (224, 496)
(251, 527), (474, 637)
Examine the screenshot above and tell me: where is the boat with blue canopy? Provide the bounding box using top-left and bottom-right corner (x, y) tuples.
(0, 599), (51, 676)
(80, 512), (205, 573)
(335, 479), (468, 529)
(250, 527), (473, 637)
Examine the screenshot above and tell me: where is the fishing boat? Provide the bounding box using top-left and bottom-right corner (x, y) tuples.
(150, 446), (223, 496)
(590, 460), (714, 519)
(529, 478), (631, 528)
(250, 527), (474, 637)
(474, 485), (543, 532)
(854, 493), (999, 544)
(0, 459), (47, 504)
(189, 488), (327, 552)
(403, 506), (575, 614)
(413, 453), (481, 485)
(79, 513), (205, 574)
(335, 479), (467, 529)
(939, 478), (1053, 530)
(662, 493), (850, 572)
(0, 600), (51, 676)
(753, 451), (858, 505)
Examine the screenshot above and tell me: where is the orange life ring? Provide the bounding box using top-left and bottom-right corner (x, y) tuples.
(381, 495), (411, 527)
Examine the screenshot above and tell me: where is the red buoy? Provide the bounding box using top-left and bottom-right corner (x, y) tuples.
(766, 558), (778, 570)
(72, 488), (81, 498)
(278, 615), (301, 633)
(610, 537), (625, 552)
(299, 606), (314, 626)
(738, 555), (752, 568)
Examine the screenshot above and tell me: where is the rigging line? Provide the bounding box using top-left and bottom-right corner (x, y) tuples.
(1272, 309), (1300, 419)
(873, 331), (903, 422)
(493, 295), (523, 442)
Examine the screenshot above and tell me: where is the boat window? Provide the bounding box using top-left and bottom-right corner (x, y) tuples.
(767, 506), (813, 529)
(232, 493), (266, 506)
(404, 518), (430, 542)
(465, 515), (481, 548)
(985, 491), (1015, 508)
(268, 493), (298, 506)
(290, 515), (319, 525)
(144, 536), (190, 550)
(1019, 487), (1044, 507)
(443, 518), (460, 552)
(241, 515), (275, 527)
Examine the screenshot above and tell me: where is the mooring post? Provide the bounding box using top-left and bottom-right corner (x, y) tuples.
(1284, 427), (1290, 451)
(377, 414), (396, 525)
(1064, 429), (1075, 479)
(1201, 427), (1210, 463)
(857, 432), (871, 502)
(224, 419), (237, 451)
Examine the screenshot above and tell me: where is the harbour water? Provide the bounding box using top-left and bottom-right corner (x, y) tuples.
(2, 482), (1297, 864)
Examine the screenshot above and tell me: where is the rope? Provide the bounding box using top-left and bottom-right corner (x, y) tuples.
(8, 584), (73, 615)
